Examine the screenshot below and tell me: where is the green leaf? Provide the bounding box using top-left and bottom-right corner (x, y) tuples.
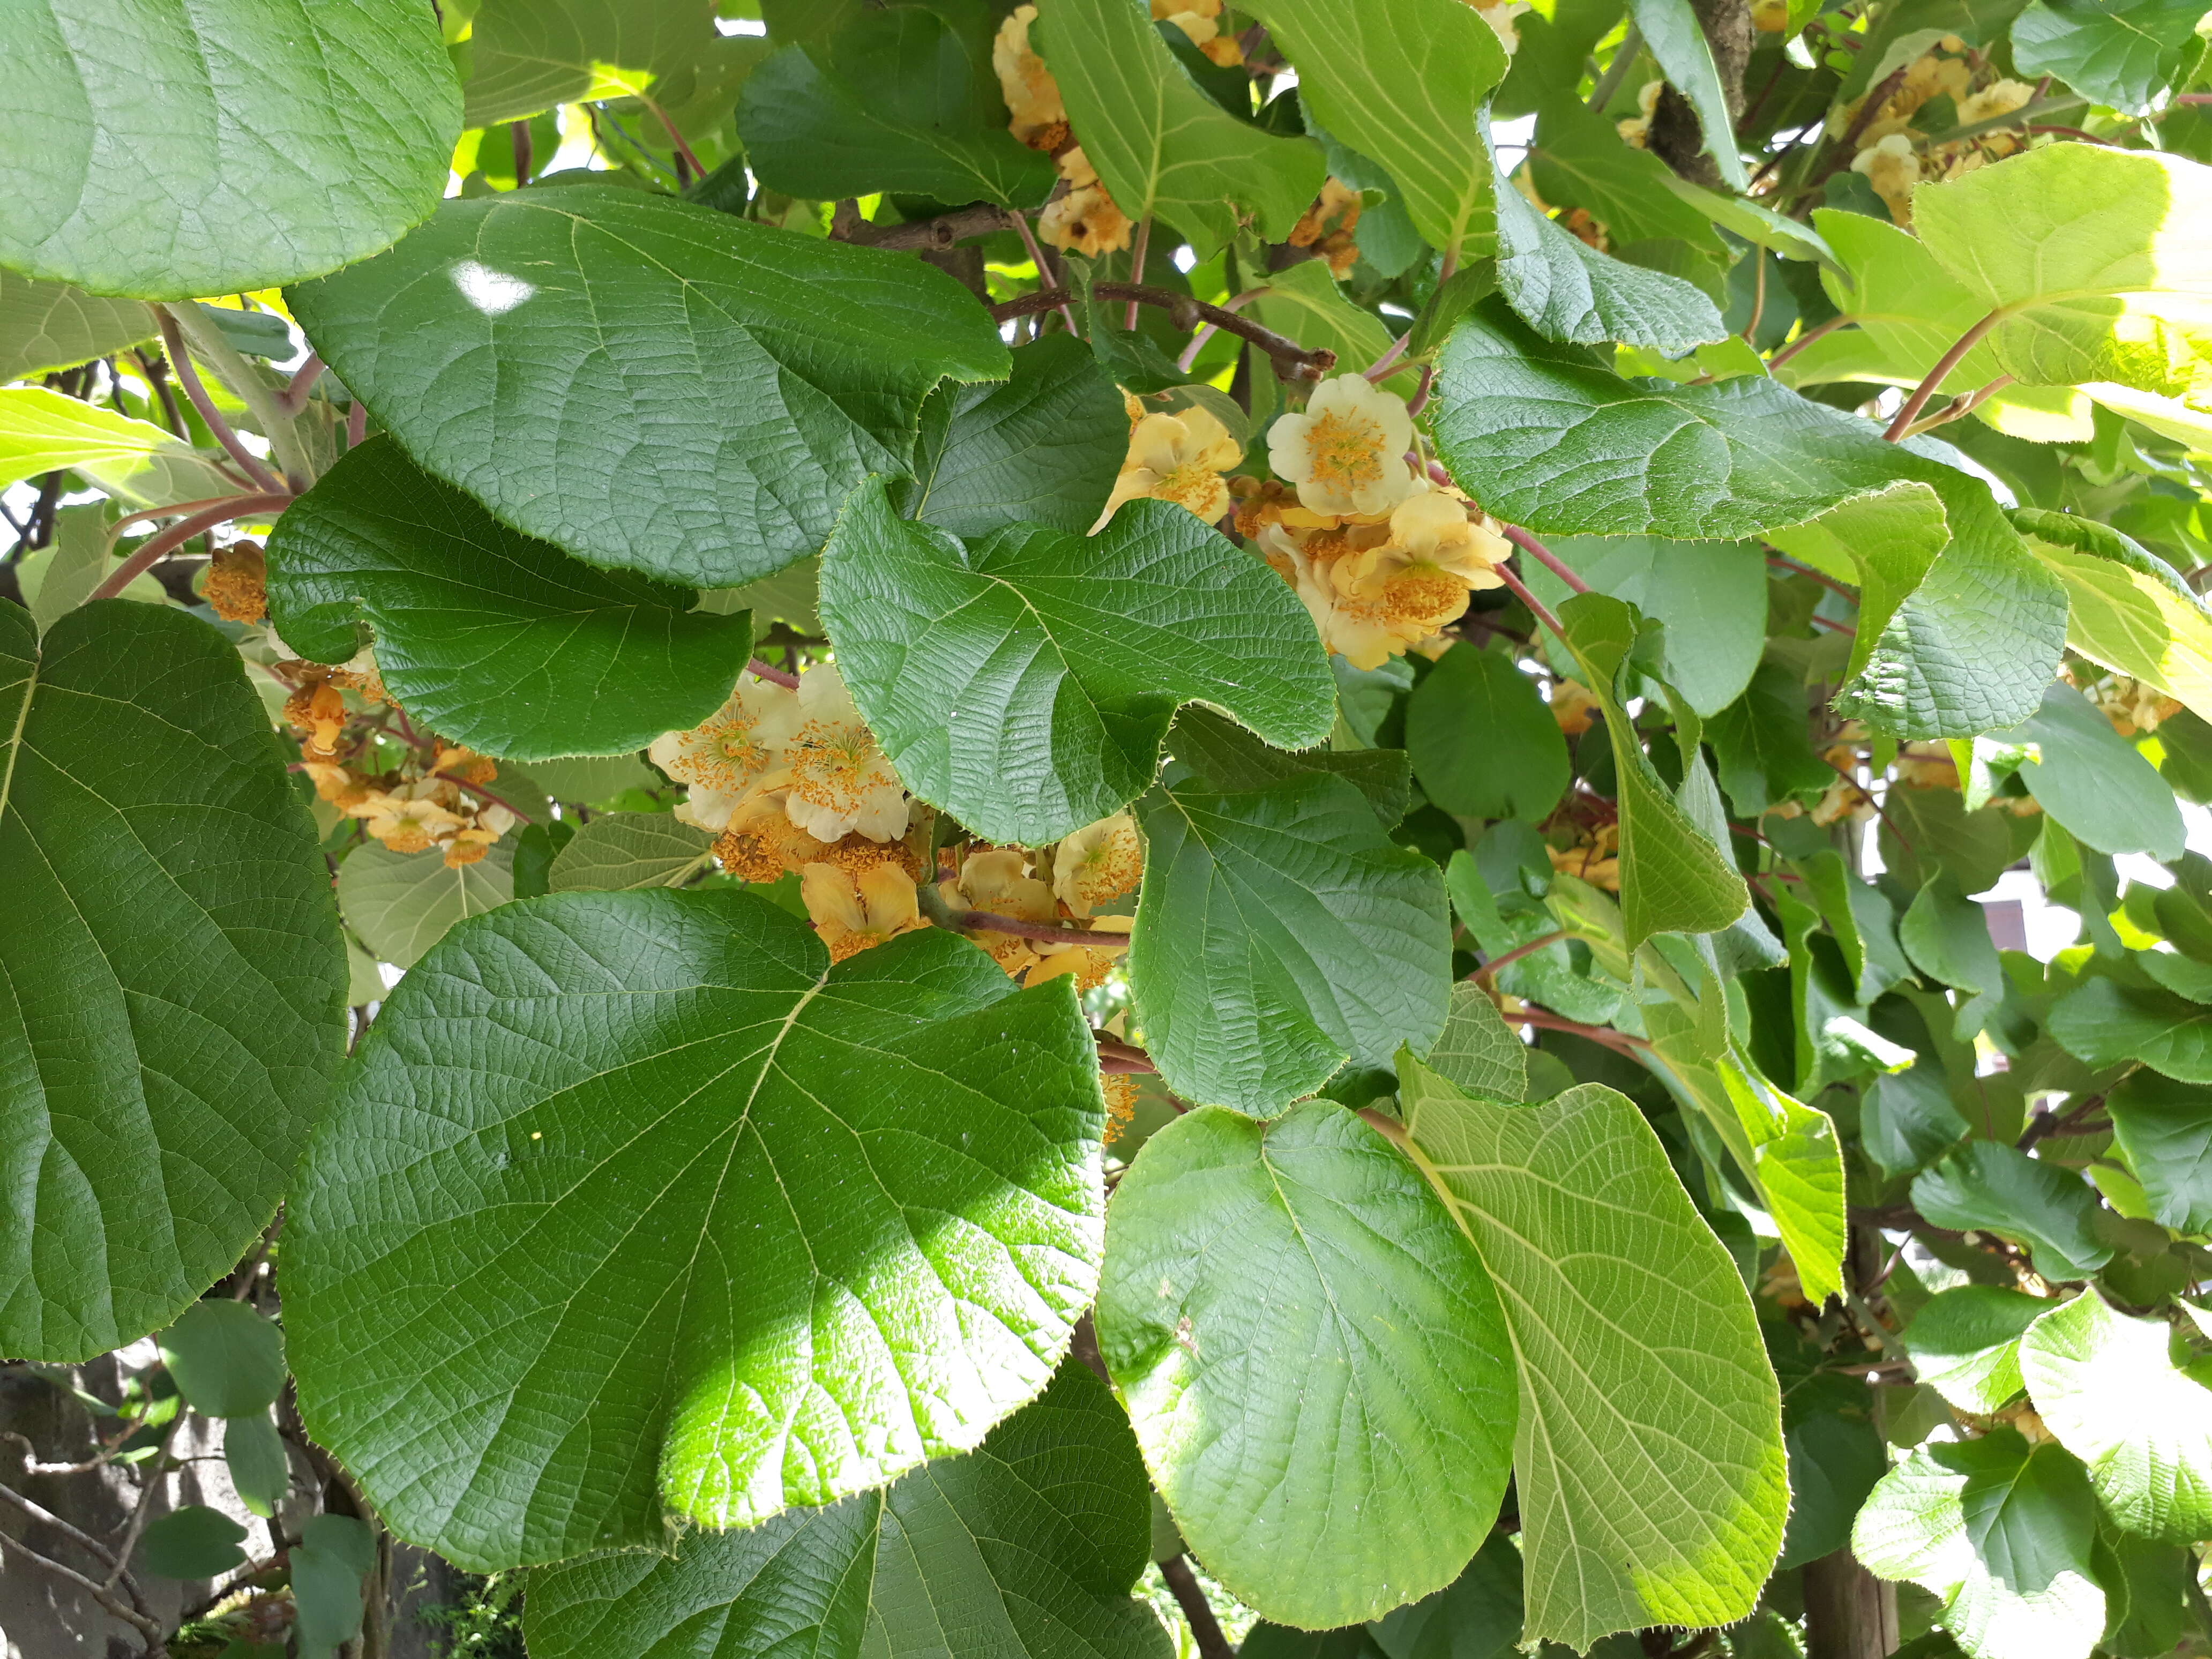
(1879, 783), (2019, 896)
(1717, 1057), (1849, 1305)
(902, 334), (1129, 539)
(1242, 0), (1506, 257)
(2012, 0), (2207, 118)
(737, 34), (1056, 207)
(1404, 644), (1569, 822)
(137, 1506), (248, 1580)
(461, 0), (710, 123)
(1249, 259), (1424, 395)
(0, 600), (343, 1361)
(2049, 976), (2212, 1083)
(1033, 0), (1326, 253)
(289, 187), (1010, 588)
(224, 1411), (289, 1520)
(292, 1514), (376, 1659)
(0, 0), (460, 299)
(1904, 1286), (2051, 1414)
(0, 272), (153, 382)
(1528, 97), (1729, 260)
(1663, 178), (1837, 268)
(1492, 179), (1728, 353)
(1367, 1532), (1526, 1659)
(1854, 1430), (2105, 1659)
(1625, 0), (1750, 188)
(337, 840), (515, 972)
(2019, 1290), (2212, 1543)
(1098, 1101), (1515, 1627)
(1911, 1142), (2114, 1282)
(819, 482), (1335, 846)
(528, 1357), (1170, 1659)
(1914, 145), (2212, 398)
(1708, 662), (1834, 816)
(2105, 1068), (2212, 1234)
(266, 438), (755, 763)
(1992, 684), (2187, 861)
(1554, 593), (1750, 948)
(1901, 874), (2004, 1032)
(20, 504), (168, 632)
(158, 1299), (285, 1418)
(286, 893), (1107, 1568)
(548, 813), (717, 892)
(1130, 773), (1451, 1114)
(1170, 705), (1413, 828)
(1397, 1061), (1788, 1649)
(1423, 982), (1532, 1102)
(2014, 509), (2212, 729)
(1520, 534), (1767, 717)
(0, 386), (233, 510)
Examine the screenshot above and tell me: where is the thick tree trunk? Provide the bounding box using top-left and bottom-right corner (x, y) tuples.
(1802, 1548), (1900, 1659)
(1649, 0), (1754, 186)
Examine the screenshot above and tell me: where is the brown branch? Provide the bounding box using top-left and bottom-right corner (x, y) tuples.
(89, 494), (292, 603)
(1494, 562), (1567, 643)
(850, 201), (1014, 252)
(747, 656), (801, 690)
(1095, 1035), (1155, 1075)
(1897, 372), (2012, 440)
(1516, 1008), (1654, 1053)
(0, 1480), (123, 1573)
(950, 910), (1131, 947)
(2019, 1093), (2105, 1150)
(1159, 1556), (1234, 1659)
(0, 1528), (166, 1653)
(275, 353), (325, 416)
(990, 283), (1336, 382)
(152, 305), (284, 495)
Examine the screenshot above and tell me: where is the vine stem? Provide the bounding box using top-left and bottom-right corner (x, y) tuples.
(1095, 1035), (1155, 1075)
(1586, 21), (1643, 113)
(1006, 211), (1082, 338)
(153, 305), (283, 495)
(164, 300), (315, 490)
(1124, 216), (1151, 331)
(1502, 525), (1589, 594)
(1897, 372), (2013, 440)
(1494, 561), (1567, 643)
(1883, 310), (2002, 440)
(1159, 1556), (1234, 1659)
(747, 656), (801, 690)
(275, 353), (325, 416)
(1470, 929), (1568, 981)
(1515, 1007), (1653, 1053)
(89, 494), (292, 602)
(1176, 285), (1270, 372)
(991, 283), (1335, 382)
(1766, 552), (1856, 600)
(1765, 312), (1854, 373)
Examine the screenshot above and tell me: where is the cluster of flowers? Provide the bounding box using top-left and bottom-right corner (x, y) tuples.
(648, 666), (1140, 978)
(1102, 371), (1513, 670)
(283, 660), (520, 865)
(2083, 672), (2183, 738)
(1835, 40), (2036, 222)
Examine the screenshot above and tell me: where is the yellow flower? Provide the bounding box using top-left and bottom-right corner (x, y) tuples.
(1852, 132), (1922, 222)
(1549, 679), (1601, 736)
(359, 786), (467, 856)
(1094, 407), (1244, 530)
(1750, 0), (1788, 30)
(1267, 373), (1422, 517)
(1053, 814), (1144, 916)
(1465, 0), (1530, 55)
(801, 863), (927, 963)
(945, 848), (1058, 977)
(653, 674), (803, 833)
(756, 666), (910, 843)
(1153, 0), (1245, 64)
(1041, 178), (1132, 257)
(1268, 489), (1508, 670)
(1289, 178), (1364, 278)
(1548, 824), (1620, 892)
(992, 4), (1065, 145)
(1955, 78), (2035, 128)
(1617, 80), (1664, 148)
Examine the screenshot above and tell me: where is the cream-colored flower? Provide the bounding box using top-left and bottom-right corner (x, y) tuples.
(1955, 78), (2034, 128)
(653, 675), (803, 833)
(1466, 0), (1530, 55)
(802, 863), (927, 963)
(1267, 491), (1509, 669)
(759, 666), (910, 843)
(1041, 180), (1132, 256)
(1267, 373), (1421, 517)
(1053, 814), (1144, 916)
(1094, 407), (1244, 530)
(992, 4), (1065, 144)
(1549, 678), (1601, 736)
(1617, 80), (1664, 148)
(1852, 132), (1922, 222)
(359, 786), (467, 856)
(1154, 0), (1245, 63)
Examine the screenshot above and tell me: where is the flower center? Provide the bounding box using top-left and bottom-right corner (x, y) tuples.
(1303, 410), (1386, 490)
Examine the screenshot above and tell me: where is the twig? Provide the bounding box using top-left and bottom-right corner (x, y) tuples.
(1586, 22), (1644, 113)
(1884, 309), (2004, 440)
(747, 656), (801, 690)
(1803, 64), (1911, 196)
(0, 1481), (123, 1572)
(1, 1432), (111, 1477)
(153, 306), (283, 495)
(346, 400), (367, 450)
(1124, 216), (1151, 331)
(450, 774), (538, 826)
(851, 201), (1012, 252)
(104, 1417), (178, 1594)
(1096, 1035), (1155, 1075)
(1517, 1008), (1653, 1055)
(2019, 1092), (2105, 1150)
(275, 353), (325, 416)
(1471, 930), (1568, 981)
(511, 119), (534, 187)
(1176, 285), (1270, 371)
(1159, 1556), (1234, 1659)
(1364, 329), (1412, 381)
(1503, 525), (1589, 594)
(1495, 562), (1567, 642)
(1810, 613), (1854, 634)
(1003, 211), (1081, 339)
(89, 494), (292, 603)
(641, 96), (705, 182)
(1766, 312), (1855, 373)
(991, 283), (1336, 382)
(130, 349), (189, 439)
(1840, 1280), (1905, 1356)
(164, 300), (315, 491)
(0, 1528), (166, 1652)
(948, 910), (1131, 946)
(1897, 372), (2012, 440)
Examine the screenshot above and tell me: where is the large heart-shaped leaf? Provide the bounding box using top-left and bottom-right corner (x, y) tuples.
(337, 841), (515, 971)
(1130, 768), (1451, 1114)
(288, 186), (1010, 588)
(527, 1358), (1170, 1659)
(286, 891), (1105, 1569)
(461, 0), (713, 126)
(2020, 1290), (2212, 1544)
(1097, 1101), (1515, 1627)
(819, 482), (1336, 846)
(0, 600), (344, 1359)
(1904, 1287), (2051, 1415)
(265, 438), (754, 762)
(2010, 0), (2207, 115)
(1034, 0), (1326, 253)
(0, 0), (460, 298)
(2014, 509), (2212, 727)
(0, 272), (153, 382)
(1396, 1062), (1788, 1650)
(1491, 175), (1728, 353)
